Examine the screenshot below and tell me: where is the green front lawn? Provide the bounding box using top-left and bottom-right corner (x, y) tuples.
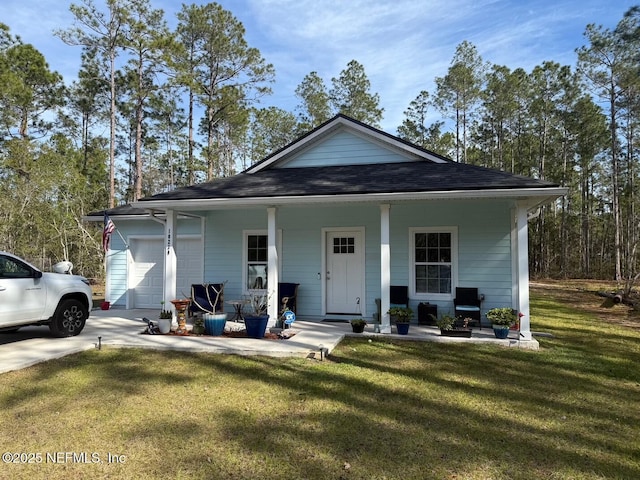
(1, 284), (639, 479)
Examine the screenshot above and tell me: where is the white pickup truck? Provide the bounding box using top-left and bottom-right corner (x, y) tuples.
(0, 251), (93, 337)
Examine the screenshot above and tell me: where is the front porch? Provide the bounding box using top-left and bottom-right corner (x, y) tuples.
(0, 308), (539, 374)
(89, 308), (540, 355)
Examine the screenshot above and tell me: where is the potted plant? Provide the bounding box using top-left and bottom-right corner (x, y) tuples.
(388, 306), (413, 335)
(158, 302), (173, 334)
(350, 318), (367, 333)
(435, 314), (472, 337)
(486, 307), (517, 339)
(192, 315), (205, 335)
(201, 284), (227, 336)
(244, 291), (270, 339)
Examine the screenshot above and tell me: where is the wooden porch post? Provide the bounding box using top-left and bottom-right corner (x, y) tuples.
(380, 204), (391, 333)
(267, 207), (279, 326)
(164, 209), (178, 315)
(516, 204), (531, 340)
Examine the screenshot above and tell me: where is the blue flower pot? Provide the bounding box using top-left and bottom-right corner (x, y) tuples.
(245, 315), (269, 339)
(204, 313), (227, 336)
(396, 323), (410, 335)
(492, 325), (510, 339)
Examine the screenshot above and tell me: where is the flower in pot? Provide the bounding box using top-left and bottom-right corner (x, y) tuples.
(388, 306), (413, 335)
(435, 314), (455, 331)
(158, 302), (173, 334)
(192, 315), (205, 335)
(350, 318), (367, 333)
(436, 314), (472, 337)
(486, 307), (517, 339)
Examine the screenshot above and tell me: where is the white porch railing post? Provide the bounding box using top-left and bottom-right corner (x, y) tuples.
(380, 204), (391, 333)
(164, 209), (178, 316)
(516, 204), (531, 340)
(267, 207), (278, 326)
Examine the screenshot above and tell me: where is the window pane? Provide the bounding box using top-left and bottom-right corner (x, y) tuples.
(248, 264), (267, 290)
(427, 248), (439, 262)
(415, 233), (426, 248)
(427, 232), (438, 247)
(439, 233), (451, 248)
(440, 248), (451, 263)
(441, 265), (451, 279)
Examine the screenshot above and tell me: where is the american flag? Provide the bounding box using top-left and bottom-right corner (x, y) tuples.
(103, 214), (116, 252)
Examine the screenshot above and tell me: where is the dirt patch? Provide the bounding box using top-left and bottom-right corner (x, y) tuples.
(531, 279), (640, 329)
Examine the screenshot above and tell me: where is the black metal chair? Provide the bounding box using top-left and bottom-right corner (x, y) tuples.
(189, 283), (224, 315)
(390, 285), (409, 308)
(453, 287), (483, 328)
(278, 282), (299, 314)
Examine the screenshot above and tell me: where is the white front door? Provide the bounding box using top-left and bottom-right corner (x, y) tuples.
(326, 230), (364, 315)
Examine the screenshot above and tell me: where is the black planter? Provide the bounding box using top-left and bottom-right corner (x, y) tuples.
(440, 328), (472, 337)
(351, 323), (365, 333)
(396, 322), (410, 335)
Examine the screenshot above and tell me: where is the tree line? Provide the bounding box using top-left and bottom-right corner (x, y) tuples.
(0, 0), (638, 284)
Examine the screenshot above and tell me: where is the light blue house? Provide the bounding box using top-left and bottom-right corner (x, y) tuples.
(90, 115), (566, 338)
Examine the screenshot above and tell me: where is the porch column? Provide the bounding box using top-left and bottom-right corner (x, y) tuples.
(267, 207), (279, 326)
(380, 204), (391, 333)
(164, 209), (178, 315)
(516, 203), (531, 340)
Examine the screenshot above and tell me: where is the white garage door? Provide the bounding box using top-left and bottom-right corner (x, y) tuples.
(129, 237), (203, 308)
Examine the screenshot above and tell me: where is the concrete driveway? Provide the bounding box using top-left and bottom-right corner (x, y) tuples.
(0, 309), (347, 374)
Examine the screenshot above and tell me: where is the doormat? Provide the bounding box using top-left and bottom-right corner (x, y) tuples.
(322, 319), (350, 323)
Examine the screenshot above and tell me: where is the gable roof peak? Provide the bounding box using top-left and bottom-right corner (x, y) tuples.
(245, 115), (450, 173)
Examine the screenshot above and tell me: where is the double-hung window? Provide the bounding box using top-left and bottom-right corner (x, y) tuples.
(243, 230), (282, 293)
(245, 232), (268, 291)
(410, 227), (457, 299)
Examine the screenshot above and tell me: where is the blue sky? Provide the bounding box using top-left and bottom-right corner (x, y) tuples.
(2, 0), (637, 133)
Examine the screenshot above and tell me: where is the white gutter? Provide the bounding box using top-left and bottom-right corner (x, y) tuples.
(131, 187), (568, 212)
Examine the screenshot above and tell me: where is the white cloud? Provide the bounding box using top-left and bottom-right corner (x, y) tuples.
(2, 0), (637, 133)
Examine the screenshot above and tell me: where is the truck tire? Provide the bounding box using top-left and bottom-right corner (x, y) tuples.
(49, 299), (88, 337)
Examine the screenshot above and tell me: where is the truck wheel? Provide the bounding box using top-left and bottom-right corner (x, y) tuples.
(50, 299), (88, 337)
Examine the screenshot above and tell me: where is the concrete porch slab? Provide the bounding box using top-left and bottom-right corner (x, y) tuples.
(0, 308), (538, 374)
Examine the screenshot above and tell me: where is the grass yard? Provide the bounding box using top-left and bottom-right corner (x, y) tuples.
(1, 282), (640, 479)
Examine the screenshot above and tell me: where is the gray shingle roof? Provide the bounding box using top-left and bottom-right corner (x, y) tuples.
(137, 161), (559, 203)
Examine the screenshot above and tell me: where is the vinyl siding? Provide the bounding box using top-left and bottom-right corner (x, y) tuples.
(281, 130), (416, 168)
(196, 200), (514, 321)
